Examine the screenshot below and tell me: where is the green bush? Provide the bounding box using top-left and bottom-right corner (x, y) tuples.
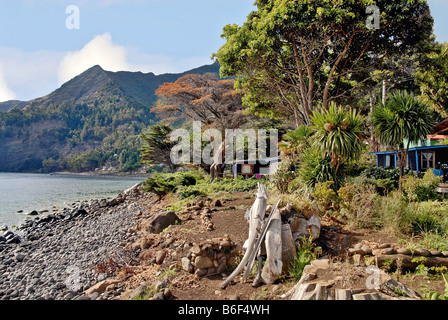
(177, 176), (263, 199)
(299, 150), (346, 191)
(143, 171), (205, 196)
(401, 170), (442, 202)
(270, 159), (299, 194)
(288, 237), (321, 280)
(404, 201), (448, 235)
(338, 182), (381, 229)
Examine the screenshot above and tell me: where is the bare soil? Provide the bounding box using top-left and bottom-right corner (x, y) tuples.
(119, 190), (447, 301)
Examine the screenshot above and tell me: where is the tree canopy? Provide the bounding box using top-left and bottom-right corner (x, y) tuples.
(213, 0), (434, 127)
(417, 42), (448, 117)
(371, 91), (435, 178)
(152, 73), (250, 130)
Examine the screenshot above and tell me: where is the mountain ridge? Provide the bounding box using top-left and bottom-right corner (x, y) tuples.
(0, 63), (220, 112)
(0, 63), (220, 172)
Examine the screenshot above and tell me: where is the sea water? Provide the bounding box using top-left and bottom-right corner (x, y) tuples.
(0, 173), (145, 228)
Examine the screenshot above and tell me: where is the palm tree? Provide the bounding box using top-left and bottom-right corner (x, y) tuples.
(311, 102), (366, 176)
(371, 91), (435, 178)
(279, 125), (313, 160)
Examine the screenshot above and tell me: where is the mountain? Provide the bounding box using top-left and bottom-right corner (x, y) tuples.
(0, 63), (220, 172)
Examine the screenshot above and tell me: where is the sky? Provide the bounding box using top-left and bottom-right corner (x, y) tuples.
(0, 0), (446, 102)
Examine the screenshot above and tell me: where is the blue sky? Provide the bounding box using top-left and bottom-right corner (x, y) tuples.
(0, 0), (446, 102)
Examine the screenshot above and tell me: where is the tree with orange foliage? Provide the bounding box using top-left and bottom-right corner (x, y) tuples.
(153, 73), (254, 180)
(152, 73), (249, 130)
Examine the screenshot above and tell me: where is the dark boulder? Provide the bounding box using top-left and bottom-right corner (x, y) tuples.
(147, 211), (181, 234)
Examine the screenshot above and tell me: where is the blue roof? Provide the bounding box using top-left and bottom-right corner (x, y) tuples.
(372, 144), (448, 155)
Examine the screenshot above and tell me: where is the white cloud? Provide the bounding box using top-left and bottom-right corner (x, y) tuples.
(0, 64), (16, 102)
(58, 33), (129, 85)
(0, 48), (62, 101)
(0, 33), (213, 102)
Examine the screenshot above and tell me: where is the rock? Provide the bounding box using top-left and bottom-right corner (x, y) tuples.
(220, 240), (232, 248)
(382, 248), (395, 255)
(430, 250), (442, 257)
(28, 210), (39, 216)
(151, 292), (165, 300)
(281, 224), (296, 272)
(163, 288), (172, 298)
(181, 257), (193, 273)
(84, 279), (120, 296)
(352, 293), (382, 300)
(361, 246), (372, 255)
(155, 251), (166, 265)
(289, 217), (308, 233)
(147, 211), (181, 234)
(212, 199), (222, 207)
(0, 225), (7, 231)
(442, 251), (448, 257)
(15, 254), (26, 262)
(307, 215), (321, 239)
(311, 258), (330, 269)
(349, 248), (364, 255)
(352, 254), (363, 265)
(217, 259), (227, 274)
(195, 269), (208, 277)
(414, 248), (431, 257)
(396, 248), (412, 255)
(190, 244), (202, 255)
(194, 256), (213, 269)
(378, 243), (391, 249)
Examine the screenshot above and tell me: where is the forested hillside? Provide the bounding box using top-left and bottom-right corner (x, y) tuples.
(0, 63), (220, 172)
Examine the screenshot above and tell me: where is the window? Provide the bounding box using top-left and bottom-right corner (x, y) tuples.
(421, 152), (435, 170)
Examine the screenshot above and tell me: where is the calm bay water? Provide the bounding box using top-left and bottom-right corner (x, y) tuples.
(0, 173), (145, 228)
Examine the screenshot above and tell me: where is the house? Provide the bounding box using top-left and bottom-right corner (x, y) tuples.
(373, 119), (448, 172)
(232, 157), (281, 178)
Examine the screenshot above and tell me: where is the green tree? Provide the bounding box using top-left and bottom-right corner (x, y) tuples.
(371, 91), (435, 179)
(140, 124), (176, 172)
(311, 103), (366, 176)
(279, 125), (313, 161)
(417, 42), (448, 117)
(213, 0), (433, 127)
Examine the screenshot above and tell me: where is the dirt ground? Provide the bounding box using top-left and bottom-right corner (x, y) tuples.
(119, 190), (447, 300)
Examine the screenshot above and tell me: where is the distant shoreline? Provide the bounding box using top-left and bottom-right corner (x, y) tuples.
(53, 171), (148, 178)
(0, 171), (149, 179)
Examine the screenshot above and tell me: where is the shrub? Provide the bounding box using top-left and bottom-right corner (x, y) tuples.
(338, 182), (381, 229)
(401, 170), (442, 202)
(311, 181), (340, 214)
(270, 159), (299, 194)
(143, 171), (205, 196)
(288, 237), (321, 280)
(403, 201), (448, 235)
(177, 176), (263, 199)
(299, 150), (346, 191)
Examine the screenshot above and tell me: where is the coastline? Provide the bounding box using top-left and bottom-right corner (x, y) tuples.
(53, 171), (148, 178)
(0, 183), (153, 300)
(0, 172), (148, 229)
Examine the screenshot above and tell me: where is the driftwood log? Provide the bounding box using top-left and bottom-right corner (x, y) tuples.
(261, 207), (283, 284)
(220, 184), (268, 289)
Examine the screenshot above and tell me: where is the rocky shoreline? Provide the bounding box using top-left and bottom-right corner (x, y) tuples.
(0, 183), (154, 300)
